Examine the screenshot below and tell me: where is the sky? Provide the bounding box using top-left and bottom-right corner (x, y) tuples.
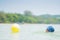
(0, 0), (60, 15)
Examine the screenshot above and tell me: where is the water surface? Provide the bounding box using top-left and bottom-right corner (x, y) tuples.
(0, 24), (60, 40)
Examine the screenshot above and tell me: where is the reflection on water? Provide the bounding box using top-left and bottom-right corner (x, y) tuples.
(11, 33), (20, 40)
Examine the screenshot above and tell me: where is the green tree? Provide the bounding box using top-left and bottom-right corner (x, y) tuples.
(24, 10), (33, 16)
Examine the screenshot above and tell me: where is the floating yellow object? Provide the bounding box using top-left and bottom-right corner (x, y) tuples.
(11, 23), (20, 33)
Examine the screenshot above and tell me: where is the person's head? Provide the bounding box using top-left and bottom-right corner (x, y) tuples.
(46, 26), (55, 32)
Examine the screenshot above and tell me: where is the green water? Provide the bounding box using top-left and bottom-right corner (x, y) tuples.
(0, 24), (60, 40)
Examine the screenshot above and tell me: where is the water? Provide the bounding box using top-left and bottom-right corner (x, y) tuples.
(0, 24), (60, 40)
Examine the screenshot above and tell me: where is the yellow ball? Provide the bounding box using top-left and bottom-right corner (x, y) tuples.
(11, 23), (20, 33)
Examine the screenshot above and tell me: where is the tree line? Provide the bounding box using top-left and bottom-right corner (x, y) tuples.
(0, 11), (60, 24)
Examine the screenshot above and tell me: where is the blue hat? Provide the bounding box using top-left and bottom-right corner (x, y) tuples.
(47, 26), (55, 32)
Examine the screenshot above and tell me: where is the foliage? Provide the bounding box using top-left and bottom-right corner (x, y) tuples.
(0, 11), (60, 24)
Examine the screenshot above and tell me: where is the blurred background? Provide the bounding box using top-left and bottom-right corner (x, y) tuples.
(0, 0), (60, 40)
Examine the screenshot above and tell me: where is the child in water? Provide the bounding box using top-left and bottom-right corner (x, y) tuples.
(46, 26), (55, 32)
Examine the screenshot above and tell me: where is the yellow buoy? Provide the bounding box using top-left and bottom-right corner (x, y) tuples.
(11, 23), (20, 33)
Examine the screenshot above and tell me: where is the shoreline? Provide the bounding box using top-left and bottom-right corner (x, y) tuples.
(0, 23), (59, 25)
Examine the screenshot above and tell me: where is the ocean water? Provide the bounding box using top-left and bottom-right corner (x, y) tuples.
(0, 24), (60, 40)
